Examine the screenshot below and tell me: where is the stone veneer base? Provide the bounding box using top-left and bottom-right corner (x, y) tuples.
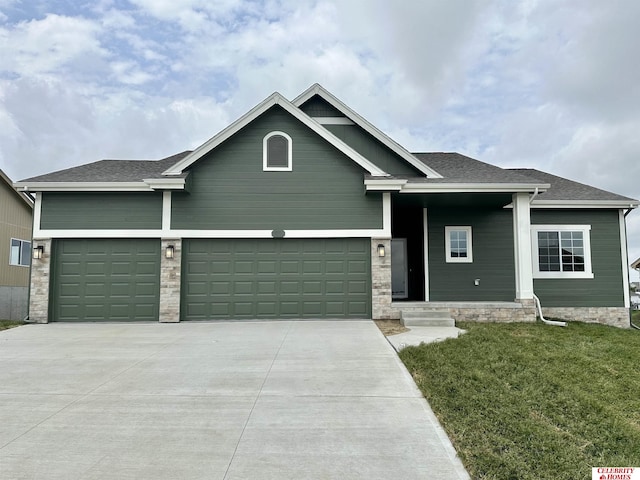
(540, 307), (630, 329)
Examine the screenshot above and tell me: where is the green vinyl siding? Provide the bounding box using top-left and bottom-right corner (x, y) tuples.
(171, 106), (382, 230)
(428, 207), (516, 301)
(532, 209), (624, 307)
(182, 238), (371, 320)
(324, 124), (419, 176)
(299, 95), (344, 117)
(41, 192), (162, 230)
(50, 239), (160, 321)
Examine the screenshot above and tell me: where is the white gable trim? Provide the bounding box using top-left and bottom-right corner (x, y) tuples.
(293, 84), (444, 179)
(163, 92), (388, 177)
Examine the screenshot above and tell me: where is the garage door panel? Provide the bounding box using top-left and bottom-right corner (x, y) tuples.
(348, 260), (367, 274)
(233, 281), (253, 295)
(325, 261), (345, 274)
(182, 238), (370, 320)
(209, 281), (229, 295)
(348, 301), (368, 316)
(51, 239), (160, 322)
(348, 280), (368, 294)
(211, 260), (231, 274)
(280, 261), (300, 274)
(257, 281), (276, 294)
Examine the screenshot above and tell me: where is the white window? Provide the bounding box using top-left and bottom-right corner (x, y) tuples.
(445, 226), (473, 263)
(10, 238), (31, 267)
(531, 225), (593, 279)
(263, 131), (292, 171)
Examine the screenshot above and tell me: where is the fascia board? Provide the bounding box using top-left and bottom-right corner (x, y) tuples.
(163, 91), (388, 177)
(13, 181), (152, 192)
(387, 182), (550, 194)
(293, 84), (444, 179)
(531, 199), (639, 209)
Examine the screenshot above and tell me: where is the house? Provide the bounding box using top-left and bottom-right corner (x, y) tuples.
(0, 169), (33, 320)
(15, 84), (639, 327)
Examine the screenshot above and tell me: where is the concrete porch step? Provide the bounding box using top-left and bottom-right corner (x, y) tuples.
(400, 309), (456, 327)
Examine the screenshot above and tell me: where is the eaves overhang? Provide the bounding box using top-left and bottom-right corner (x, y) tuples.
(365, 178), (550, 194)
(530, 199), (639, 209)
(14, 177), (187, 192)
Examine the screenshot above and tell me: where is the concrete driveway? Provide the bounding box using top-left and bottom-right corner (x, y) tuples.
(0, 320), (468, 479)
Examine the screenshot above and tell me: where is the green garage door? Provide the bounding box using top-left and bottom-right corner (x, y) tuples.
(182, 238), (371, 320)
(50, 239), (160, 321)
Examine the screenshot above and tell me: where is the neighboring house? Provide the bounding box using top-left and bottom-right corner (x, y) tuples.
(0, 169), (33, 320)
(15, 84), (640, 327)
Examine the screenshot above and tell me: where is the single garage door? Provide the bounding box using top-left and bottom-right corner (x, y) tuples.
(182, 238), (371, 320)
(50, 239), (160, 321)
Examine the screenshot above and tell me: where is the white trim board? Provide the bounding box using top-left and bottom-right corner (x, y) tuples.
(619, 210), (631, 308)
(423, 208), (430, 301)
(33, 228), (390, 239)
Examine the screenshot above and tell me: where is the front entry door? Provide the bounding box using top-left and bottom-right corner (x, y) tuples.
(391, 238), (408, 299)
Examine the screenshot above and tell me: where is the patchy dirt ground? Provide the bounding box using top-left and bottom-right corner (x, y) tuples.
(374, 319), (410, 336)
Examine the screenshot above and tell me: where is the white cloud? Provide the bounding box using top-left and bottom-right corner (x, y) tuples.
(0, 14), (106, 77)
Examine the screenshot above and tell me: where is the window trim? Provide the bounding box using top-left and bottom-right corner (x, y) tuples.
(531, 225), (594, 279)
(445, 226), (473, 263)
(263, 131), (292, 171)
(9, 238), (31, 267)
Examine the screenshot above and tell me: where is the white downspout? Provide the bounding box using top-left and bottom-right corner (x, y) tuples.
(533, 294), (567, 327)
(529, 189), (567, 327)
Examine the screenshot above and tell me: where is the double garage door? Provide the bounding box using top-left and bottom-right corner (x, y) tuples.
(50, 238), (371, 321)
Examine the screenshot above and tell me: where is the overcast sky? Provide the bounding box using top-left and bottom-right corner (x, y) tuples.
(1, 0), (639, 279)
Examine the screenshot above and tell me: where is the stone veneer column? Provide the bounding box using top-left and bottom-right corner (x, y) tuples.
(159, 238), (181, 323)
(29, 238), (52, 323)
(371, 238), (396, 320)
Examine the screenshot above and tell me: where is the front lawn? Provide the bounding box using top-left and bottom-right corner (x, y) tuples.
(399, 322), (640, 480)
(0, 320), (24, 331)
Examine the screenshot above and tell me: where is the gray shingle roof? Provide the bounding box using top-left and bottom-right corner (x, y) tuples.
(509, 168), (638, 203)
(19, 151), (191, 183)
(411, 153), (542, 184)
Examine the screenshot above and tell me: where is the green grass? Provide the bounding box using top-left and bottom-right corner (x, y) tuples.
(632, 309), (640, 324)
(399, 322), (640, 480)
(0, 320), (24, 331)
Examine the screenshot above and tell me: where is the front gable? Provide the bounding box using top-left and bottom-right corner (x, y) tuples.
(171, 105), (384, 231)
(164, 92), (387, 178)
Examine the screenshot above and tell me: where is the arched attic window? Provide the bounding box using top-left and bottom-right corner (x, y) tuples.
(263, 131), (292, 171)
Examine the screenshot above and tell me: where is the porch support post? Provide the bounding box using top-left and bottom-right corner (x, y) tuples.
(513, 192), (534, 301)
(29, 238), (52, 323)
(159, 238), (181, 323)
